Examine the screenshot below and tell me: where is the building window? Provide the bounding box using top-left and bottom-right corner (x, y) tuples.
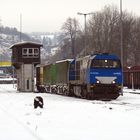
(22, 48), (39, 57)
(23, 48), (27, 55)
(29, 49), (33, 56)
(34, 48), (39, 56)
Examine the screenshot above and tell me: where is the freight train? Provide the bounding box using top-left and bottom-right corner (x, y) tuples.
(36, 53), (123, 100)
(123, 66), (140, 89)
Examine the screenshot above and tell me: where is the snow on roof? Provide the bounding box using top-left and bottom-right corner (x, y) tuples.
(10, 41), (43, 49)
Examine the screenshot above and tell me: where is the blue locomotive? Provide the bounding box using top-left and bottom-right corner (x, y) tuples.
(68, 53), (123, 99)
(36, 53), (123, 100)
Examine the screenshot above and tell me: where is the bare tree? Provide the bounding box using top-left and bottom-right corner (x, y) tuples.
(53, 5), (140, 66)
(61, 17), (80, 58)
(87, 5), (120, 55)
(120, 11), (135, 66)
(129, 17), (140, 65)
(87, 5), (138, 66)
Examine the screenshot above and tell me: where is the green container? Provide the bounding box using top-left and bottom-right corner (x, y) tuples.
(56, 60), (71, 84)
(43, 64), (57, 85)
(43, 64), (51, 85)
(43, 60), (72, 86)
(50, 64), (57, 84)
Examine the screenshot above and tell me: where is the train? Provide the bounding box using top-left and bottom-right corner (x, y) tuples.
(36, 53), (123, 100)
(123, 66), (140, 89)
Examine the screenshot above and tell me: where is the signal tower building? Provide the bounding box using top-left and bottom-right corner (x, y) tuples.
(10, 42), (42, 92)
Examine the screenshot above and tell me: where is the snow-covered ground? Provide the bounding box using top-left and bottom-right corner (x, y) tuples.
(0, 84), (140, 140)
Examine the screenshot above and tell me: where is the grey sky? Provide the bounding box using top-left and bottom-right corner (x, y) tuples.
(0, 0), (139, 33)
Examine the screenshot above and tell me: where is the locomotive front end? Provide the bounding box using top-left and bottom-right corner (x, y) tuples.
(87, 54), (123, 99)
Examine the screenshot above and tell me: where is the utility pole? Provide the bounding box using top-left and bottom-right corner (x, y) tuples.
(77, 12), (93, 56)
(20, 13), (22, 42)
(120, 0), (124, 94)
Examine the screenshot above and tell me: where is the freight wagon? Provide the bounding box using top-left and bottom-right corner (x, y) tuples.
(36, 59), (73, 94)
(123, 66), (140, 89)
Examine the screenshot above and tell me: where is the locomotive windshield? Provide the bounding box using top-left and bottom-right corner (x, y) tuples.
(91, 59), (121, 68)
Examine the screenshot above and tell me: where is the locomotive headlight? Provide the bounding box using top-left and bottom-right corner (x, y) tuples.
(96, 80), (100, 84)
(112, 80), (116, 84)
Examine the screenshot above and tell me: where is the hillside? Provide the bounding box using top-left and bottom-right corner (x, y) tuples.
(0, 26), (41, 61)
(0, 26), (62, 63)
(28, 32), (64, 63)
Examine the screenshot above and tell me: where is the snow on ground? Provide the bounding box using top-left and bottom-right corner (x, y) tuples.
(0, 84), (140, 140)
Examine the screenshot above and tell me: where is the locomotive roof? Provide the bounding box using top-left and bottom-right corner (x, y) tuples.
(91, 54), (120, 60)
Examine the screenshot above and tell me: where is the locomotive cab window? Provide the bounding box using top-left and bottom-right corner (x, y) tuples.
(91, 59), (121, 68)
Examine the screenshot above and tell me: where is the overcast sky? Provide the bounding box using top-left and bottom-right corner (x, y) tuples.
(0, 0), (139, 33)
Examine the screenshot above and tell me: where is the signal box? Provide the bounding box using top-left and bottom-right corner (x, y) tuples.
(10, 42), (42, 92)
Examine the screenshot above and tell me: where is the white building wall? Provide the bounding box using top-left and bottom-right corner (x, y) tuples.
(16, 68), (22, 91)
(17, 64), (34, 92)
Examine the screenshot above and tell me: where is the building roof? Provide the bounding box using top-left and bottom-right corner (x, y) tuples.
(10, 41), (43, 49)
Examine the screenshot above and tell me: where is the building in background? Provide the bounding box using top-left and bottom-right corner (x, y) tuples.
(10, 42), (42, 92)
